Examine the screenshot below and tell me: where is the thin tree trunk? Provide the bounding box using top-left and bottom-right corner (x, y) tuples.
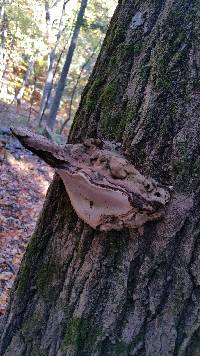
(0, 35), (15, 93)
(0, 9), (8, 83)
(46, 0), (88, 131)
(0, 2), (5, 30)
(1, 1), (200, 355)
(60, 42), (101, 134)
(28, 63), (37, 122)
(14, 57), (34, 108)
(38, 48), (57, 126)
(38, 0), (69, 126)
(45, 0), (51, 42)
(0, 3), (4, 20)
(0, 0), (10, 21)
(37, 0), (53, 125)
(59, 73), (79, 133)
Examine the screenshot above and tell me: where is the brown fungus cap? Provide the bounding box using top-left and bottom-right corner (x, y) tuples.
(11, 127), (171, 233)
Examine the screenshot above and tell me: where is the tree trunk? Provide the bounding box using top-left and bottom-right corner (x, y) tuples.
(60, 42), (100, 134)
(38, 46), (57, 126)
(38, 0), (69, 126)
(0, 8), (8, 82)
(1, 0), (200, 355)
(15, 57), (34, 107)
(46, 0), (88, 131)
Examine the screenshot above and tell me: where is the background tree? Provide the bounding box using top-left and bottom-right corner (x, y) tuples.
(0, 0), (115, 132)
(38, 0), (70, 126)
(60, 40), (101, 133)
(1, 0), (200, 355)
(46, 0), (88, 130)
(0, 0), (43, 97)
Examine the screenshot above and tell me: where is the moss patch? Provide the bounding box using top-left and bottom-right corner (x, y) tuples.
(112, 26), (126, 47)
(101, 79), (119, 109)
(21, 314), (43, 343)
(155, 57), (173, 91)
(36, 263), (56, 301)
(110, 341), (129, 355)
(85, 78), (105, 113)
(116, 43), (142, 61)
(61, 317), (101, 354)
(98, 78), (122, 139)
(16, 264), (31, 297)
(16, 233), (41, 297)
(172, 140), (200, 190)
(192, 78), (200, 91)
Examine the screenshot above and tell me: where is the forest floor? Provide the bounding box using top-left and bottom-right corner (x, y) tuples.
(0, 100), (54, 315)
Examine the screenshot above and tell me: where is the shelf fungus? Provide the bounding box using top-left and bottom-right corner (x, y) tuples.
(11, 127), (171, 233)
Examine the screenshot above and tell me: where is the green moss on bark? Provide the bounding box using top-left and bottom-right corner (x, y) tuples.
(61, 318), (101, 354)
(117, 43), (142, 60)
(15, 234), (39, 296)
(110, 341), (129, 355)
(16, 264), (31, 297)
(36, 263), (56, 301)
(21, 314), (43, 343)
(112, 25), (126, 46)
(101, 80), (119, 108)
(85, 78), (105, 113)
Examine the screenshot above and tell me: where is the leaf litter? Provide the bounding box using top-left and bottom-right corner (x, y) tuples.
(0, 132), (53, 315)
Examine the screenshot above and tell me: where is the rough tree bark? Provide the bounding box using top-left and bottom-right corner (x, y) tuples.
(1, 0), (200, 355)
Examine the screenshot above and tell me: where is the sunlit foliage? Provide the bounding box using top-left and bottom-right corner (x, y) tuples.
(0, 0), (117, 132)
